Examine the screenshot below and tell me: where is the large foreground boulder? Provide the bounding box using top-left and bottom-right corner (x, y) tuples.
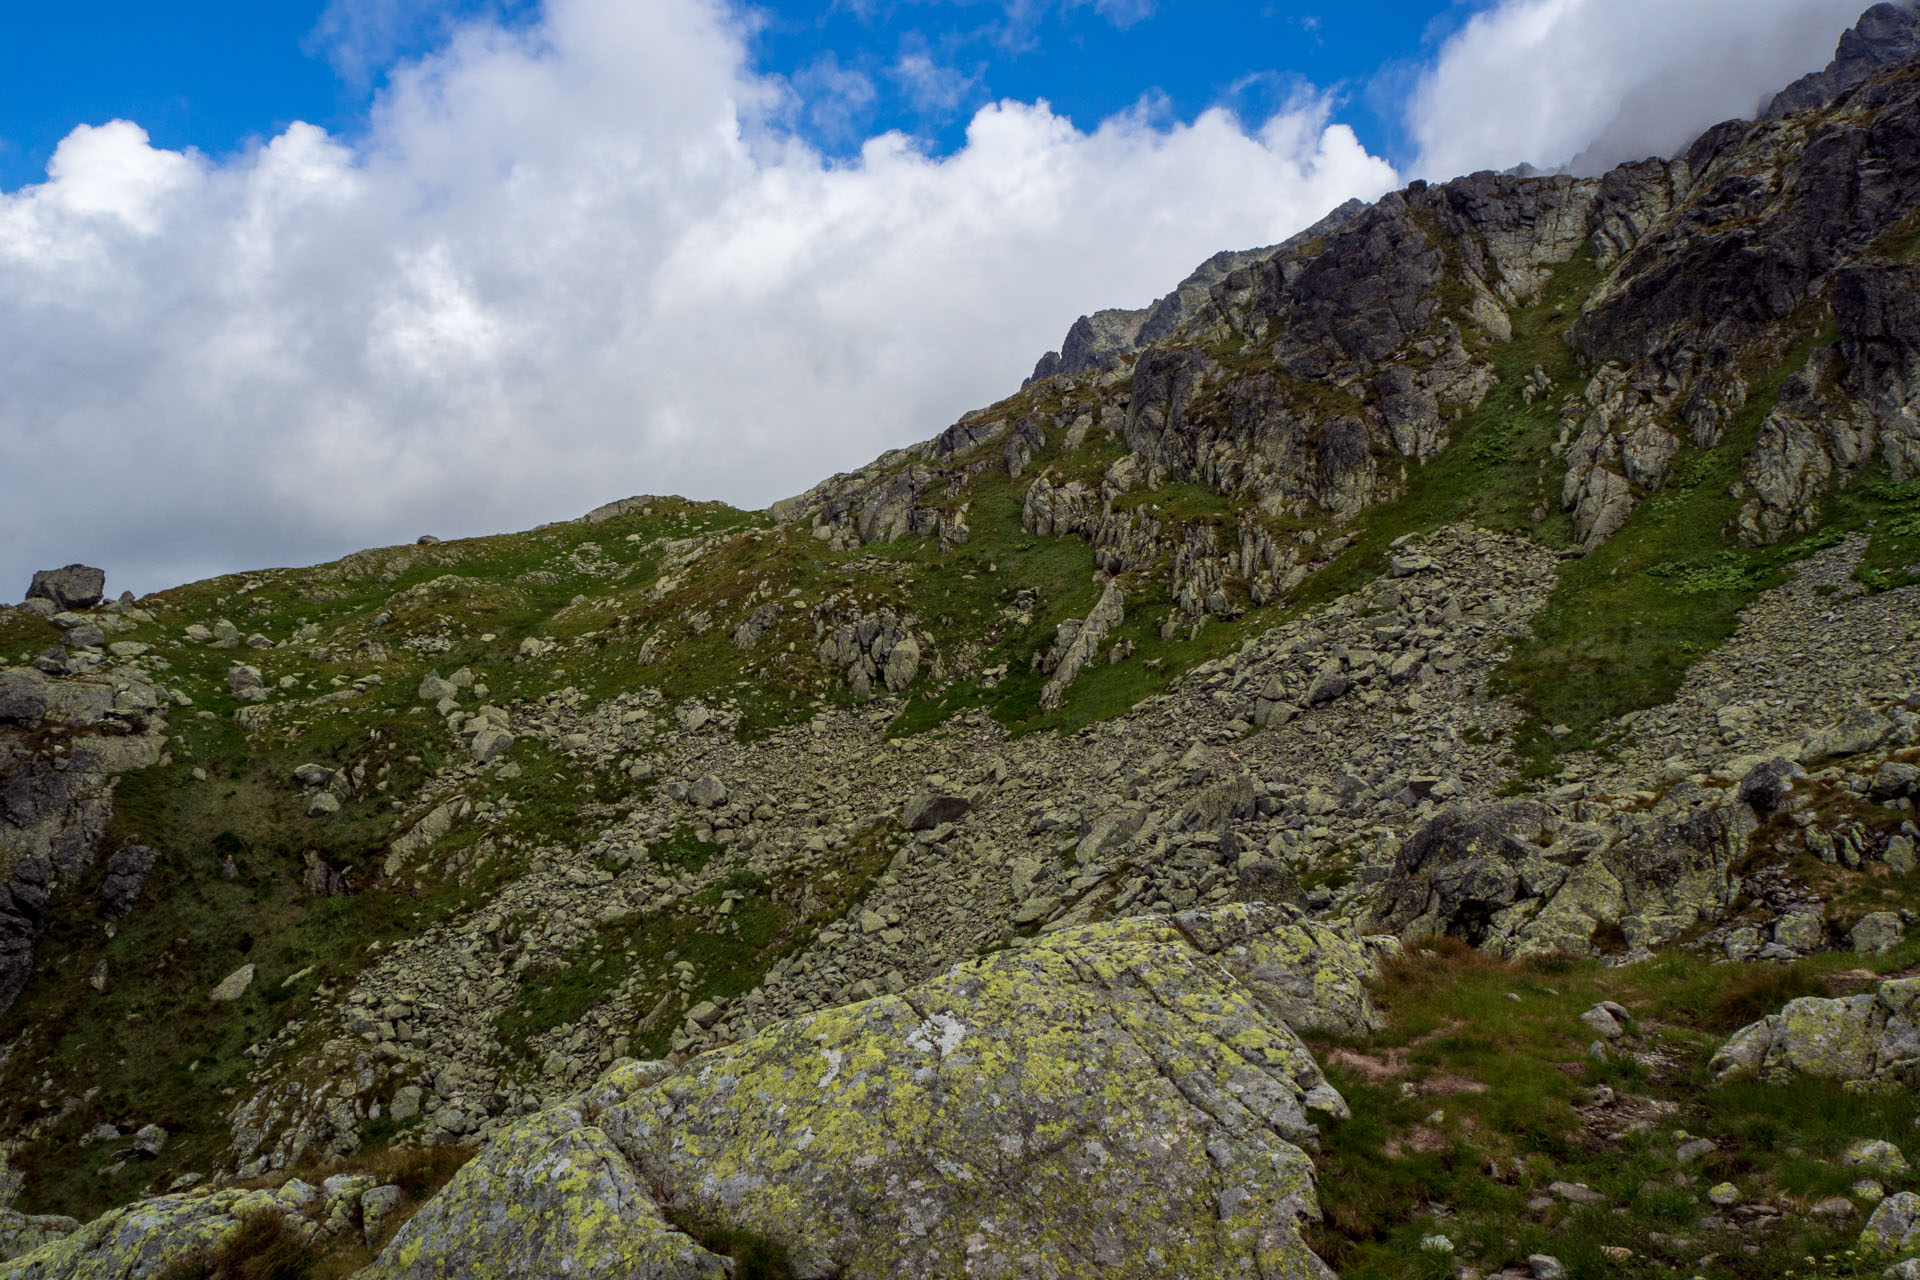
(1711, 977), (1920, 1085)
(367, 905), (1369, 1280)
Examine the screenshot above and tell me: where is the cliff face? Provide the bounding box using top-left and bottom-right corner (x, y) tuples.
(4, 11), (1920, 1280)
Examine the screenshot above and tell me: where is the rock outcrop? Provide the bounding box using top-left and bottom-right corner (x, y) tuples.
(1369, 784), (1758, 958)
(1, 664), (168, 1016)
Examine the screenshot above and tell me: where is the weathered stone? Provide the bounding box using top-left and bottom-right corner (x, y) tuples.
(1862, 1191), (1920, 1256)
(361, 1185), (403, 1248)
(1845, 1138), (1911, 1177)
(24, 566), (105, 613)
(686, 775), (729, 809)
(1855, 911), (1906, 955)
(0, 1211), (79, 1265)
(227, 665), (268, 704)
(1772, 913), (1825, 952)
(882, 635), (921, 693)
(1737, 758), (1806, 812)
(209, 964), (256, 1003)
(0, 670), (49, 728)
(1581, 1005), (1626, 1039)
(418, 673), (457, 703)
(1712, 977), (1920, 1086)
(901, 792), (971, 831)
(469, 728), (514, 765)
(1038, 582), (1125, 712)
(362, 1109), (733, 1280)
(0, 1184), (318, 1279)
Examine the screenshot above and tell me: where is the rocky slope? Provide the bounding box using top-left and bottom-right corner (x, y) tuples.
(4, 9), (1920, 1280)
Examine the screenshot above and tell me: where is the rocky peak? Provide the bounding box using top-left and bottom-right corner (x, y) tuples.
(1027, 198), (1370, 384)
(1765, 0), (1920, 119)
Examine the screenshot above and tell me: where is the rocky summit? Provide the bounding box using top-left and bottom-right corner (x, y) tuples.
(5, 10), (1920, 1280)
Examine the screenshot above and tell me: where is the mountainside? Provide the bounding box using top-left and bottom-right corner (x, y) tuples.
(5, 10), (1920, 1280)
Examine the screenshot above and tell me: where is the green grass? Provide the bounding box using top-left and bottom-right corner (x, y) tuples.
(1309, 935), (1920, 1280)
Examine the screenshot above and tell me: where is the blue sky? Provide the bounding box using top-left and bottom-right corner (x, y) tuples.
(0, 0), (1465, 192)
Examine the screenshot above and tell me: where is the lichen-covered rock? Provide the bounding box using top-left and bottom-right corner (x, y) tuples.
(0, 1184), (311, 1279)
(1711, 977), (1920, 1085)
(363, 1109), (727, 1280)
(376, 908), (1364, 1279)
(0, 1211), (77, 1265)
(1170, 901), (1388, 1038)
(1862, 1190), (1920, 1256)
(1854, 911), (1906, 955)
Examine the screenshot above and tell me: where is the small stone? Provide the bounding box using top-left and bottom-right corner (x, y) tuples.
(1419, 1234), (1454, 1253)
(209, 964), (255, 1002)
(1708, 1183), (1741, 1207)
(130, 1124), (167, 1156)
(309, 792), (342, 817)
(227, 665), (268, 703)
(1853, 912), (1905, 956)
(902, 792), (971, 831)
(1528, 1254), (1567, 1279)
(1855, 1178), (1888, 1203)
(1581, 1005), (1625, 1039)
(470, 727), (515, 765)
(687, 774), (729, 809)
(1813, 1194), (1857, 1219)
(1550, 1181), (1608, 1207)
(1845, 1138), (1911, 1176)
(1676, 1138), (1718, 1164)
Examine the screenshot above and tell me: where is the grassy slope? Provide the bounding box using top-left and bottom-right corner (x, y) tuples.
(1311, 929), (1920, 1280)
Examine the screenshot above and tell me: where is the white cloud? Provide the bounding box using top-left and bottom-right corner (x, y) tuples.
(0, 0), (1396, 597)
(1409, 0), (1867, 180)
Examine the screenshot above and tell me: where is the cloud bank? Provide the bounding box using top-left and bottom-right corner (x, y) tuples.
(0, 0), (1395, 596)
(1410, 0), (1868, 179)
